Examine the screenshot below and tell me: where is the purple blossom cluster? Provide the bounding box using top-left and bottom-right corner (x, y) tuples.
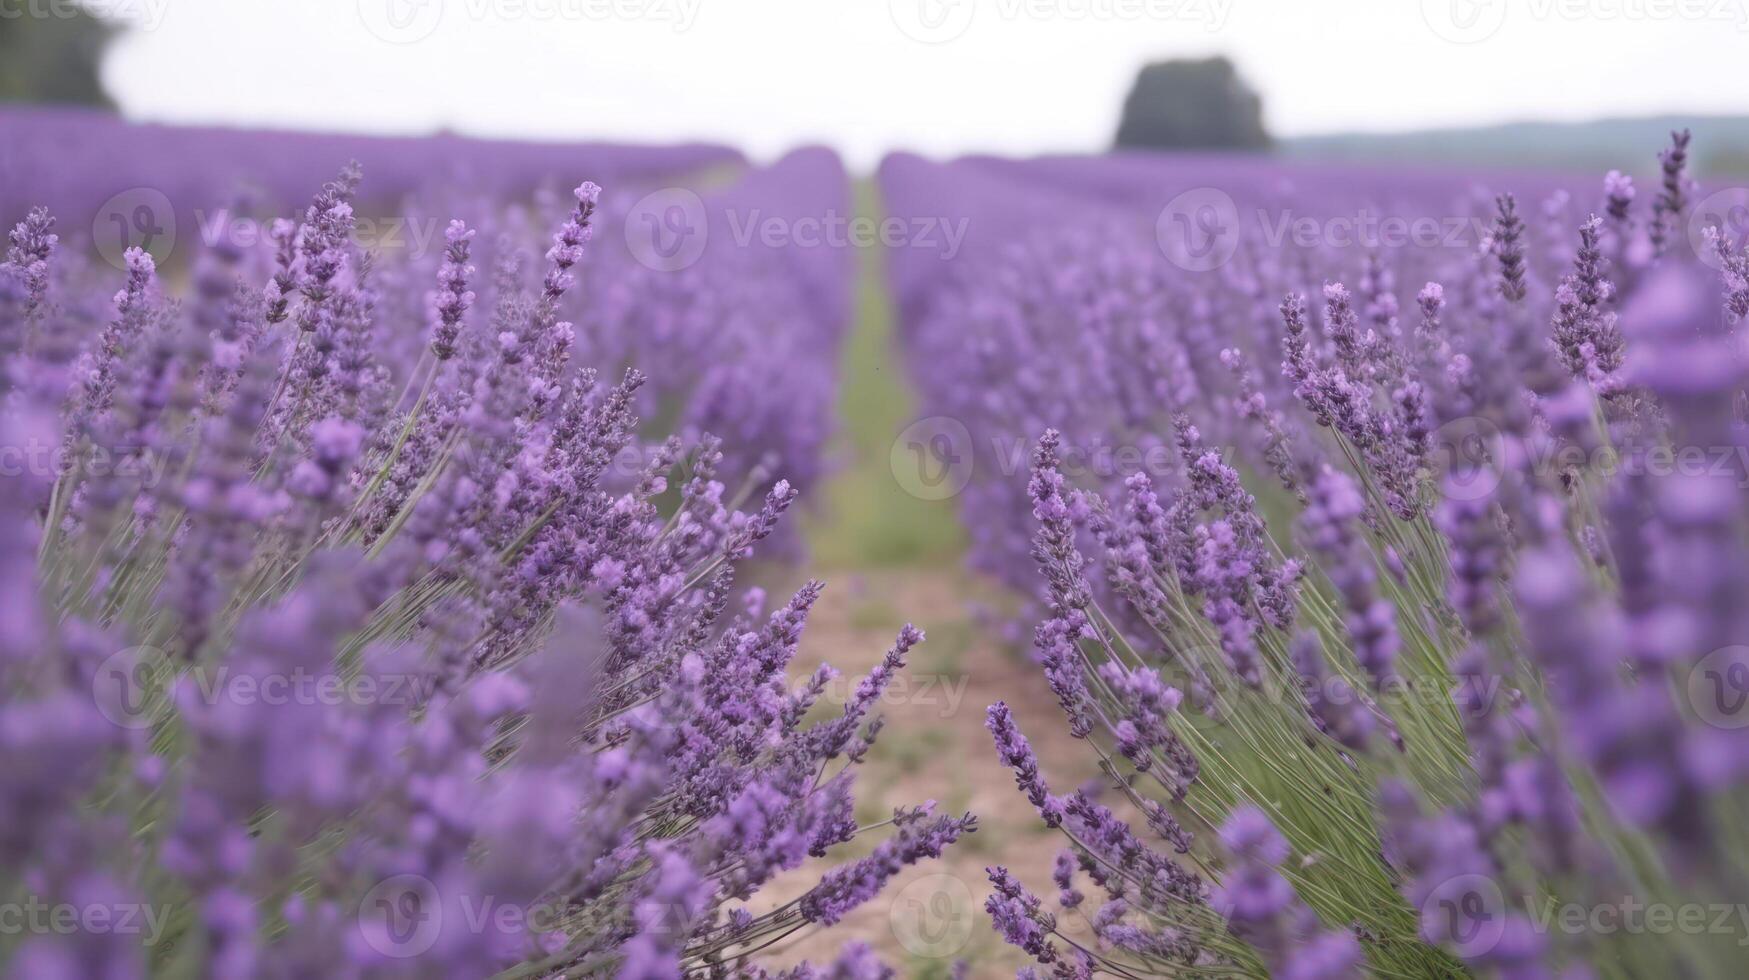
(568, 148), (853, 515)
(3, 116), (847, 519)
(0, 153), (962, 978)
(888, 134), (1749, 977)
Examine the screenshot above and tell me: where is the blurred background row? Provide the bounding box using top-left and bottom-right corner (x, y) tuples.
(6, 0), (1749, 174)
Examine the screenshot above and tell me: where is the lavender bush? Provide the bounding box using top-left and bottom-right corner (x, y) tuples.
(1, 113), (847, 517)
(0, 106), (742, 250)
(0, 153), (968, 978)
(886, 135), (1749, 977)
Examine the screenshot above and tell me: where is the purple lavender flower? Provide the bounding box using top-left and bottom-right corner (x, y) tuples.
(1550, 214), (1625, 385)
(1649, 129), (1693, 257)
(430, 219), (477, 361)
(987, 701), (1063, 827)
(1300, 467), (1399, 689)
(0, 155), (927, 980)
(1603, 170), (1636, 226)
(1492, 194), (1529, 304)
(1211, 807), (1361, 979)
(3, 207), (56, 348)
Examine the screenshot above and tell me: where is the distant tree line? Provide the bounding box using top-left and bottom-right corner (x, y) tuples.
(1, 6), (115, 107)
(1116, 56), (1270, 152)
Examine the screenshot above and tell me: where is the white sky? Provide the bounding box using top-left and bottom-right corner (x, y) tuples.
(96, 0), (1749, 169)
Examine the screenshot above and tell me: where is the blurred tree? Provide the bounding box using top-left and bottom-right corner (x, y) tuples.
(1115, 57), (1269, 152)
(0, 6), (115, 107)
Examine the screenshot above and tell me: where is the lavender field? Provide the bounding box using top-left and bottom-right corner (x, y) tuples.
(4, 99), (1749, 980)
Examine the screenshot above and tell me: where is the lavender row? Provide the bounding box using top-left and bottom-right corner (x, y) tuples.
(0, 106), (742, 255)
(883, 137), (1749, 977)
(0, 144), (951, 978)
(4, 122), (854, 523)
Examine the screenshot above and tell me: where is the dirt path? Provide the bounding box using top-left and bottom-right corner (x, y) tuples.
(747, 566), (1106, 978)
(741, 186), (1111, 977)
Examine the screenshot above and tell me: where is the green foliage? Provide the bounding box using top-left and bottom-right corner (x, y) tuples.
(0, 6), (114, 107)
(803, 183), (967, 569)
(1114, 57), (1271, 152)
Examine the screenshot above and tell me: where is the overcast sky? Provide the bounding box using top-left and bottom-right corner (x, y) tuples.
(95, 0), (1749, 168)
